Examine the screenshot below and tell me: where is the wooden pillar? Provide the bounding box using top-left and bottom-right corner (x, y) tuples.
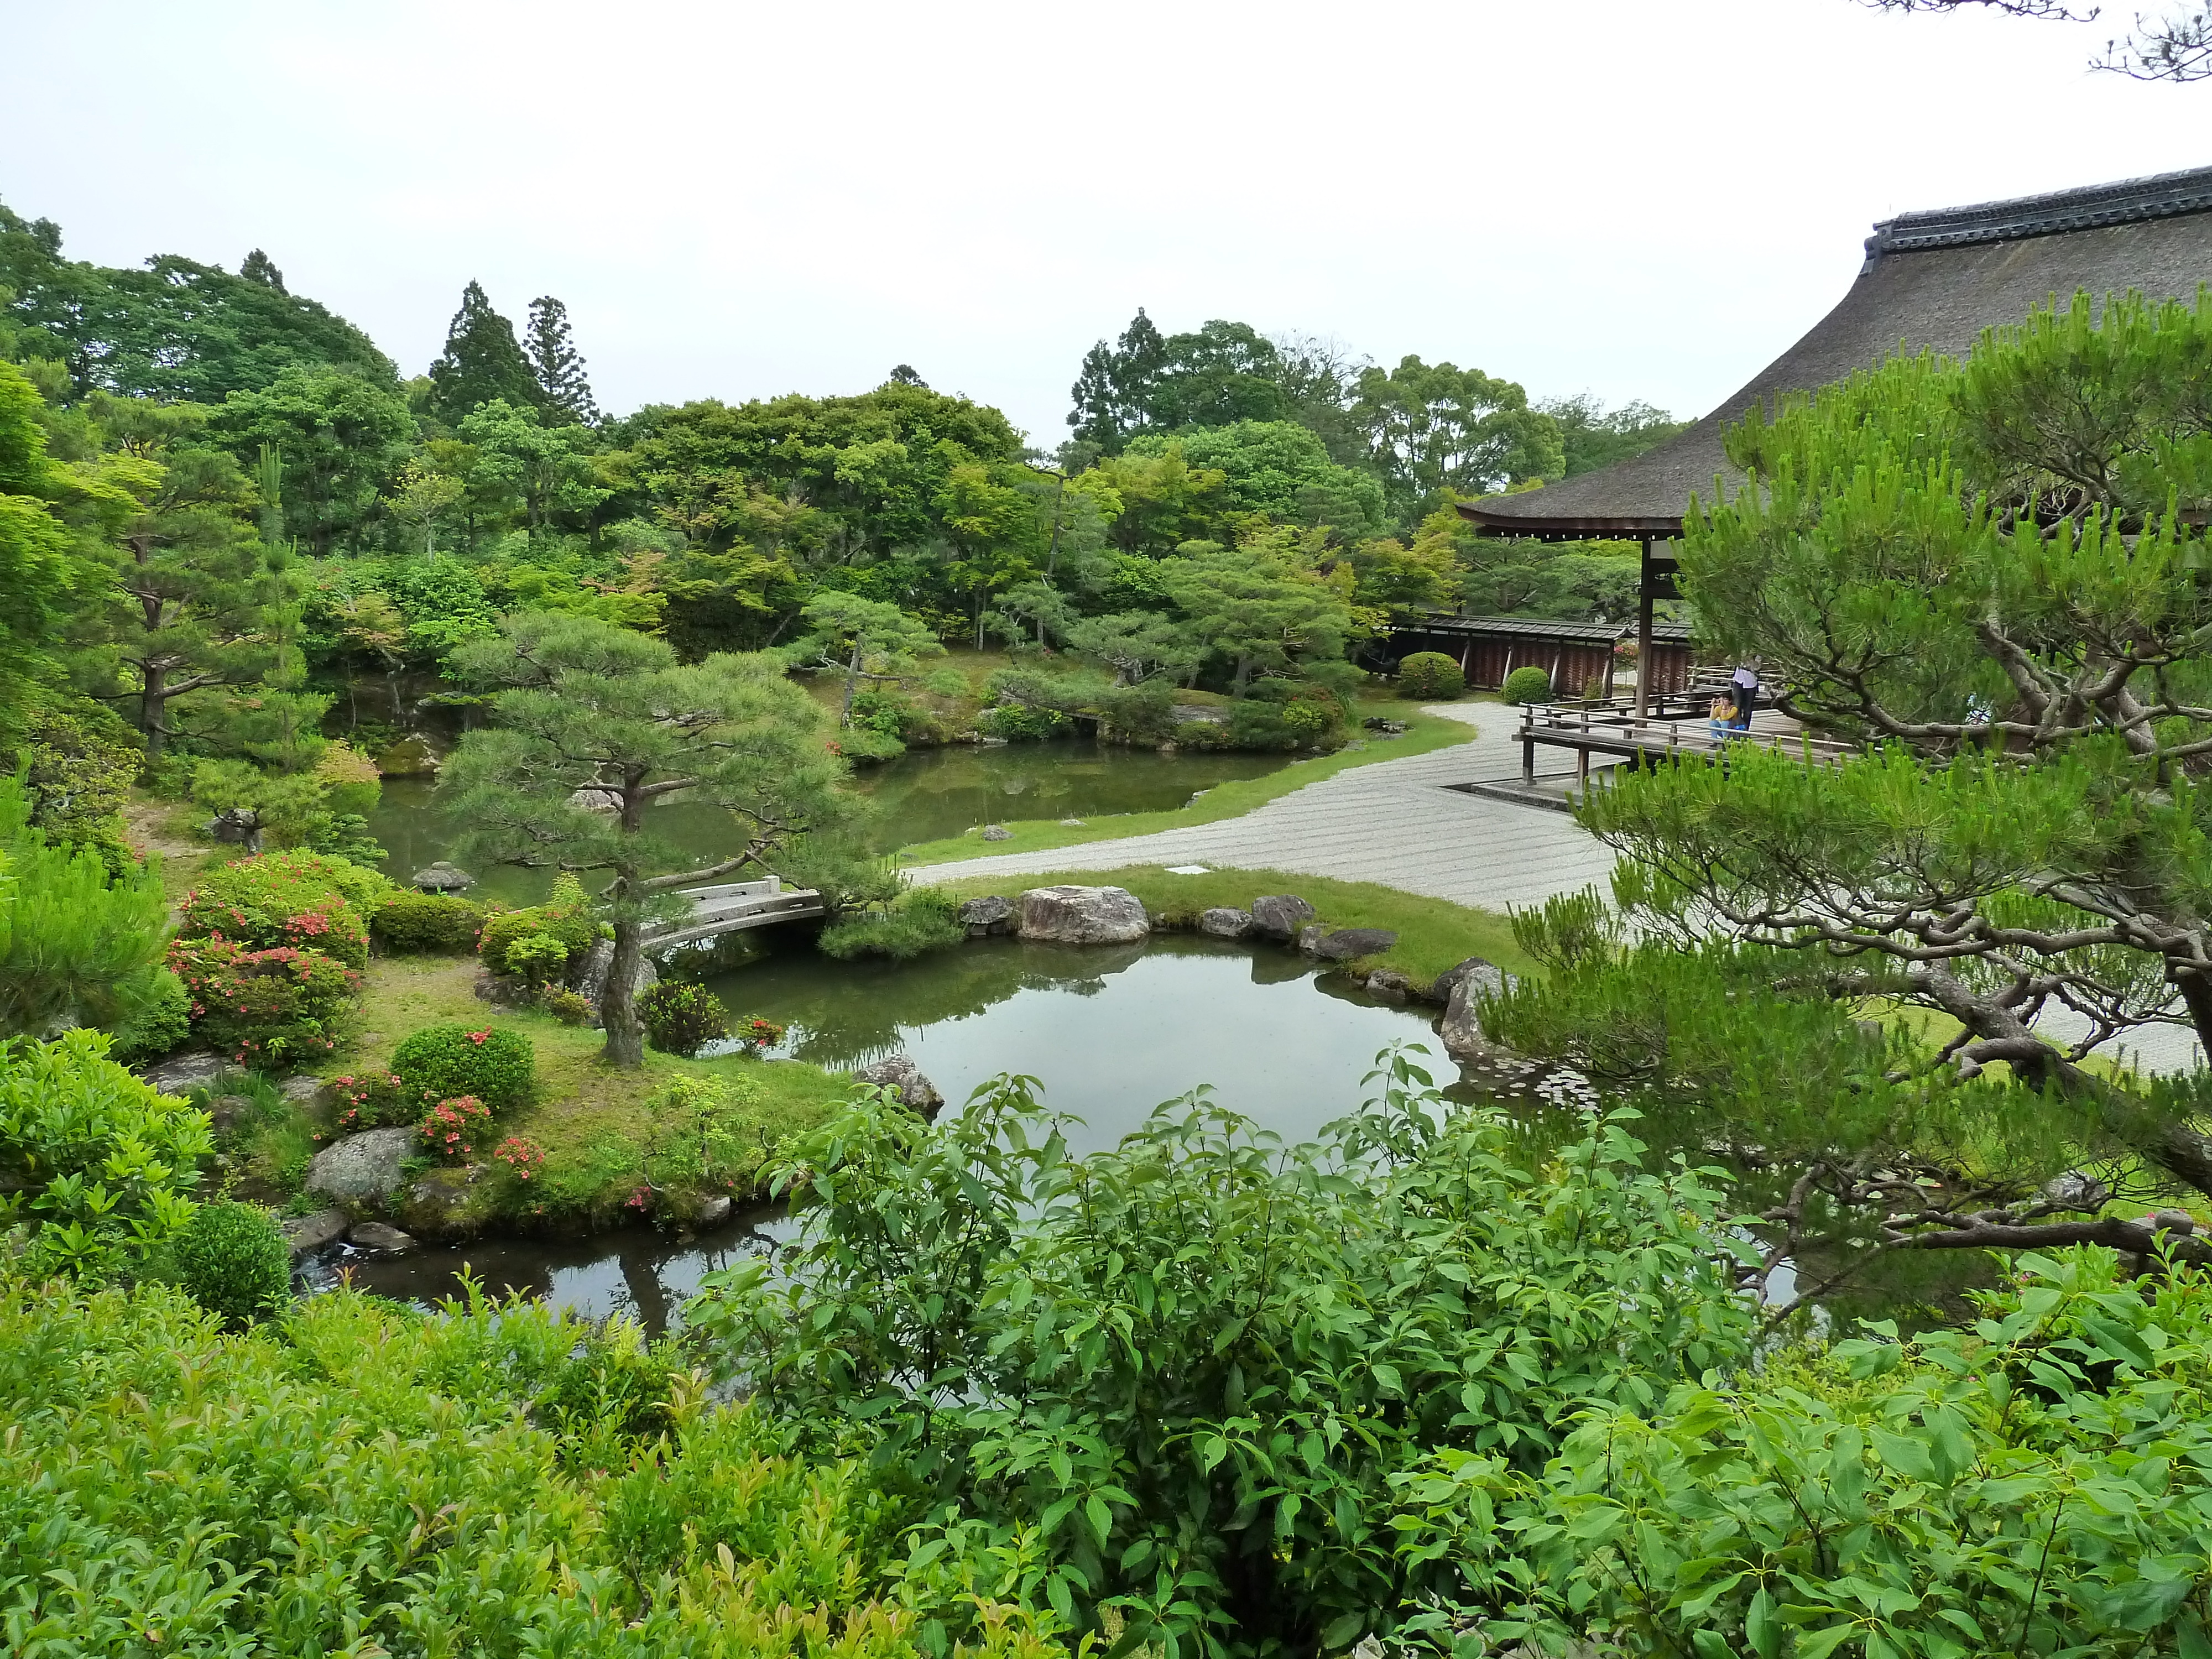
(1636, 539), (1656, 719)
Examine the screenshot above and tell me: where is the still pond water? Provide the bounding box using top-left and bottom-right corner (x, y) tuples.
(336, 935), (1458, 1327)
(366, 739), (1290, 906)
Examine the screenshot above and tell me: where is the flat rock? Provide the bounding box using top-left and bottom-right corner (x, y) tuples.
(410, 861), (474, 893)
(306, 1127), (418, 1203)
(136, 1051), (229, 1097)
(1303, 927), (1399, 962)
(1018, 884), (1150, 945)
(982, 824), (1013, 841)
(281, 1206), (348, 1258)
(1059, 818), (1086, 827)
(854, 1053), (945, 1114)
(1199, 906), (1254, 940)
(957, 894), (1018, 937)
(347, 1220), (418, 1254)
(1365, 969), (1416, 1001)
(696, 1194), (733, 1227)
(398, 1165), (491, 1241)
(1248, 894), (1316, 943)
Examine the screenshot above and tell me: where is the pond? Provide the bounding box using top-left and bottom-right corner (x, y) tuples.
(364, 739), (1290, 905)
(326, 933), (1451, 1328)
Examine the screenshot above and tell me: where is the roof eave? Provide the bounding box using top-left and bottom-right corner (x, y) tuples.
(1455, 500), (1684, 540)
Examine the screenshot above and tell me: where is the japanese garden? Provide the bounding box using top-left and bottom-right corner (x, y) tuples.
(15, 6), (2212, 1653)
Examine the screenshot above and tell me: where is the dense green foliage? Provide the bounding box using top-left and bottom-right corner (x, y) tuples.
(390, 1022), (537, 1116)
(170, 1198), (290, 1325)
(371, 888), (486, 953)
(165, 934), (359, 1067)
(0, 1029), (207, 1278)
(0, 1276), (1060, 1658)
(177, 847), (376, 967)
(639, 980), (732, 1056)
(818, 886), (968, 961)
(1394, 650), (1464, 700)
(1500, 665), (1553, 705)
(692, 1058), (1751, 1656)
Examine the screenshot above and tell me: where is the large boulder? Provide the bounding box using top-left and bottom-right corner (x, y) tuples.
(982, 824), (1013, 842)
(1302, 927), (1399, 962)
(1018, 885), (1150, 945)
(577, 940), (660, 1008)
(1430, 955), (1514, 1008)
(136, 1051), (230, 1097)
(306, 1127), (418, 1204)
(1438, 971), (1514, 1064)
(957, 894), (1018, 937)
(1248, 894), (1316, 943)
(374, 734), (442, 778)
(397, 1165), (495, 1241)
(854, 1054), (945, 1115)
(696, 1194), (733, 1227)
(1199, 906), (1255, 940)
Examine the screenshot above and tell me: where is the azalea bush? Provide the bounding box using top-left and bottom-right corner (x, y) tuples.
(0, 1029), (208, 1279)
(419, 1094), (492, 1162)
(176, 848), (385, 969)
(493, 1134), (546, 1182)
(327, 1067), (409, 1133)
(166, 937), (359, 1067)
(389, 1023), (535, 1115)
(732, 1014), (786, 1057)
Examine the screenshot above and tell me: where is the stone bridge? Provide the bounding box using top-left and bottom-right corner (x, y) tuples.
(641, 877), (826, 951)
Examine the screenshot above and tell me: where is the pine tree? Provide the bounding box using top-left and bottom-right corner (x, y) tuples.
(426, 281), (535, 426)
(524, 296), (599, 426)
(888, 364), (927, 388)
(1067, 307), (1169, 454)
(238, 249), (286, 293)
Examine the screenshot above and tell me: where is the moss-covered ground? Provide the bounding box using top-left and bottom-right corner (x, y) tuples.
(896, 697), (1480, 867)
(928, 862), (1532, 989)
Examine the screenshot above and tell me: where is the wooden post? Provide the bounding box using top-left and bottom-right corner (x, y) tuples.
(1636, 539), (1656, 720)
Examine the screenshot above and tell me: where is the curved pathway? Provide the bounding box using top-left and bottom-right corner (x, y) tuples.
(909, 706), (1615, 912)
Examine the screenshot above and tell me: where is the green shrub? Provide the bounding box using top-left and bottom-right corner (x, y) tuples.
(173, 1200), (291, 1325)
(638, 982), (730, 1057)
(478, 872), (596, 978)
(372, 890), (484, 953)
(166, 937), (359, 1068)
(178, 849), (375, 969)
(1395, 651), (1464, 700)
(817, 887), (966, 960)
(19, 707), (139, 874)
(505, 932), (570, 985)
(1501, 665), (1554, 705)
(0, 1028), (210, 1278)
(106, 969), (191, 1066)
(541, 988), (592, 1026)
(830, 725), (905, 763)
(390, 1024), (535, 1117)
(1227, 681), (1345, 750)
(980, 700), (1071, 741)
(327, 1068), (409, 1133)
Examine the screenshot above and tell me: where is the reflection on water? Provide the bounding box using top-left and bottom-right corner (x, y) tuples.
(704, 932), (1442, 1156)
(365, 739), (1290, 905)
(338, 937), (1446, 1329)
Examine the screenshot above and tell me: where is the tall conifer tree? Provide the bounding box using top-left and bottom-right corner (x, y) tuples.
(238, 249), (286, 293)
(426, 280), (535, 426)
(523, 296), (599, 426)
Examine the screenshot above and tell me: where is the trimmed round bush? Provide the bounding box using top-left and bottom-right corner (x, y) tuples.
(390, 1024), (536, 1117)
(504, 933), (570, 985)
(1396, 651), (1465, 700)
(478, 873), (597, 978)
(166, 938), (359, 1068)
(1501, 665), (1556, 706)
(174, 1200), (291, 1325)
(638, 982), (731, 1057)
(373, 890), (484, 954)
(179, 849), (373, 969)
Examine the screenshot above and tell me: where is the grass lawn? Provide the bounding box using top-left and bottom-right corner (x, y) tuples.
(333, 956), (855, 1229)
(897, 697), (1488, 867)
(927, 862), (1533, 989)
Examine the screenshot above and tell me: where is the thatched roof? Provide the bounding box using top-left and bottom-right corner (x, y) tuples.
(1463, 164), (2212, 540)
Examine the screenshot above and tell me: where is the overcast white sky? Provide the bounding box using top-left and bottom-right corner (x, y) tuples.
(3, 1), (2204, 444)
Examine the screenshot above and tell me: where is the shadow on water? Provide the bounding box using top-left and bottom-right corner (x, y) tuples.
(365, 738), (1290, 905)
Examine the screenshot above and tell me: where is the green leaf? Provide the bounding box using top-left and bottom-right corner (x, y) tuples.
(1321, 1612), (1365, 1651)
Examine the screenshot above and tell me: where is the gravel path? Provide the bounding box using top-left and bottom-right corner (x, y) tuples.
(909, 706), (1615, 912)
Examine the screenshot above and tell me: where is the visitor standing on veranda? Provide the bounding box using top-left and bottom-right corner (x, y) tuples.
(1730, 660), (1761, 730)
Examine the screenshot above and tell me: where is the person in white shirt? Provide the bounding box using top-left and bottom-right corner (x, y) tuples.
(1729, 661), (1761, 730)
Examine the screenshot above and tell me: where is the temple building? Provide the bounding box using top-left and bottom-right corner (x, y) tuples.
(1460, 163), (2212, 712)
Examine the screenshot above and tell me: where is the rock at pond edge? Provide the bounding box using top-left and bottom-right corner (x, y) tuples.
(1248, 894), (1316, 942)
(348, 1220), (418, 1255)
(1303, 926), (1399, 962)
(1430, 955), (1514, 1008)
(1439, 969), (1517, 1064)
(281, 1207), (348, 1259)
(1018, 885), (1150, 945)
(398, 1165), (496, 1241)
(306, 1127), (417, 1204)
(1198, 906), (1254, 940)
(854, 1054), (945, 1115)
(135, 1051), (230, 1097)
(957, 894), (1018, 937)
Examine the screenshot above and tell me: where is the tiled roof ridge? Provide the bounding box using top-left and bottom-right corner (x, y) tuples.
(1863, 163), (2212, 270)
